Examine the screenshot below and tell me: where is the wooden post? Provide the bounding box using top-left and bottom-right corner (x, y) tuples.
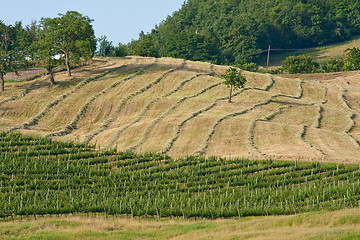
(265, 204), (269, 216)
(181, 207), (185, 220)
(292, 203), (297, 215)
(156, 207), (160, 221)
(236, 204), (241, 218)
(102, 203), (108, 220)
(267, 45), (271, 68)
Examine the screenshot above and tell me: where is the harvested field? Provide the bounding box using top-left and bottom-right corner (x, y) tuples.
(1, 56), (360, 163)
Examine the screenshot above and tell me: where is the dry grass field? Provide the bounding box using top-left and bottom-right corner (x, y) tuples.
(1, 56), (359, 163)
(1, 208), (360, 240)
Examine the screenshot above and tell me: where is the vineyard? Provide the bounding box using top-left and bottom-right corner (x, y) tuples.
(1, 131), (360, 220)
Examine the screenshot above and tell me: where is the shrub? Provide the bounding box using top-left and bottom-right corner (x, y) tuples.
(240, 62), (259, 72)
(282, 55), (319, 74)
(320, 58), (345, 73)
(344, 47), (360, 71)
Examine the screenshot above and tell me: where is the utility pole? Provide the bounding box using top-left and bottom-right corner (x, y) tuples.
(266, 45), (271, 68)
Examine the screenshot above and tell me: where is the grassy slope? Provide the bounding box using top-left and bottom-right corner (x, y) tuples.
(257, 36), (360, 67)
(0, 56), (359, 162)
(1, 208), (360, 240)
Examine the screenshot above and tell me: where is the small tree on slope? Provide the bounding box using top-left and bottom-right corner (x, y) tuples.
(222, 67), (246, 103)
(36, 17), (58, 85)
(0, 22), (22, 91)
(55, 11), (96, 77)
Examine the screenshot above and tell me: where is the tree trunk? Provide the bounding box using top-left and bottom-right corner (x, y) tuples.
(65, 53), (71, 77)
(228, 85), (233, 103)
(0, 72), (4, 91)
(50, 72), (55, 85)
(47, 66), (55, 85)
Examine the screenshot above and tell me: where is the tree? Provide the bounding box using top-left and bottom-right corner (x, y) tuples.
(0, 22), (22, 91)
(36, 17), (59, 85)
(55, 11), (96, 76)
(134, 33), (159, 58)
(344, 47), (360, 71)
(96, 36), (128, 57)
(96, 35), (114, 57)
(24, 20), (40, 62)
(222, 67), (247, 103)
(161, 29), (220, 63)
(114, 43), (128, 57)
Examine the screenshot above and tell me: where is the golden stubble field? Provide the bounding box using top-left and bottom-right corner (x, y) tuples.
(0, 56), (359, 163)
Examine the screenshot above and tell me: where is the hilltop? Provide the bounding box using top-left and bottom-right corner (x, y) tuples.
(0, 56), (359, 163)
(129, 0), (360, 66)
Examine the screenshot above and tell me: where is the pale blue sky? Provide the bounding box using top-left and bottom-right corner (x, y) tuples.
(2, 0), (185, 44)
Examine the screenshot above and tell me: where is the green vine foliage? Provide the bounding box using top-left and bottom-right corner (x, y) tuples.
(1, 132), (360, 219)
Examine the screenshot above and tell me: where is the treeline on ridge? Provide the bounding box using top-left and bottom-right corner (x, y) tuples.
(0, 11), (96, 90)
(127, 0), (360, 68)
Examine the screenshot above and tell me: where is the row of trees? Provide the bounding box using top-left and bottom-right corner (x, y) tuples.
(0, 11), (96, 90)
(96, 35), (128, 58)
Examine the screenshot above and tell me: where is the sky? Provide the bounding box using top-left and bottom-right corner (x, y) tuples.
(2, 0), (185, 44)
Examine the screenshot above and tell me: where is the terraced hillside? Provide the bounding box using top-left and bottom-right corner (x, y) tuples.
(0, 56), (359, 162)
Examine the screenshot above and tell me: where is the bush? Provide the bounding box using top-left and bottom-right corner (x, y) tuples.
(344, 47), (360, 71)
(268, 67), (283, 74)
(282, 55), (319, 74)
(240, 62), (259, 72)
(320, 58), (345, 73)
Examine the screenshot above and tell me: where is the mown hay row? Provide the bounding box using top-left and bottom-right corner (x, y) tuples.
(84, 65), (181, 143)
(106, 73), (207, 148)
(14, 68), (118, 131)
(193, 99), (274, 156)
(126, 82), (223, 152)
(46, 70), (146, 138)
(311, 105), (323, 129)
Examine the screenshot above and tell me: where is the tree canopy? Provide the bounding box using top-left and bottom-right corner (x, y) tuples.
(36, 17), (58, 85)
(0, 21), (25, 91)
(55, 11), (96, 76)
(130, 0), (360, 67)
(0, 11), (96, 89)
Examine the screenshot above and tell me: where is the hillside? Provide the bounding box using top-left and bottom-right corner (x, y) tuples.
(257, 36), (360, 68)
(130, 0), (360, 66)
(0, 56), (359, 162)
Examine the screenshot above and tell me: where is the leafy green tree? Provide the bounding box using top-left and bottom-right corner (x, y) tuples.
(55, 11), (96, 76)
(161, 29), (220, 63)
(0, 22), (22, 91)
(96, 36), (127, 57)
(134, 37), (159, 58)
(36, 17), (59, 85)
(114, 43), (128, 57)
(344, 47), (360, 71)
(96, 35), (114, 57)
(282, 55), (319, 74)
(222, 67), (247, 103)
(24, 20), (40, 62)
(219, 24), (258, 65)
